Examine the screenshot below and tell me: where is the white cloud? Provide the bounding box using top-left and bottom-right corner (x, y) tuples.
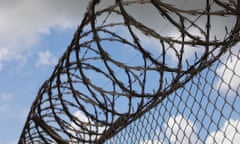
(139, 140), (163, 144)
(73, 111), (90, 123)
(215, 53), (240, 92)
(68, 111), (106, 143)
(0, 48), (10, 61)
(205, 119), (240, 144)
(140, 116), (240, 144)
(120, 0), (235, 64)
(0, 48), (11, 71)
(0, 93), (13, 102)
(35, 50), (58, 67)
(0, 0), (90, 70)
(0, 0), (235, 72)
(165, 115), (202, 144)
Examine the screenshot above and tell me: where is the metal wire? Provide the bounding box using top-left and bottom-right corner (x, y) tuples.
(18, 0), (240, 143)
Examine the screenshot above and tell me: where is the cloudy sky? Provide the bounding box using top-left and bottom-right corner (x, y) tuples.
(0, 1), (89, 143)
(0, 0), (239, 144)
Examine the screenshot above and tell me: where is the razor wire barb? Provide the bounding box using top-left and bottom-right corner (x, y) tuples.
(18, 0), (240, 143)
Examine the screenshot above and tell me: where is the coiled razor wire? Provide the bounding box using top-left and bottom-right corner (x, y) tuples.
(18, 0), (240, 143)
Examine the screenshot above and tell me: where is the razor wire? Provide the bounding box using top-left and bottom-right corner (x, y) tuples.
(18, 0), (240, 143)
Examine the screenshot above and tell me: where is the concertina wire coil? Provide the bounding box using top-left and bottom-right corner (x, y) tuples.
(18, 0), (240, 143)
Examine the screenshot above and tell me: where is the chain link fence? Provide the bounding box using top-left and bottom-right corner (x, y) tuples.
(18, 0), (240, 143)
(105, 47), (240, 144)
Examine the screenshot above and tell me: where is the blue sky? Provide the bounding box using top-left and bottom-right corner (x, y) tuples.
(0, 21), (77, 144)
(0, 31), (64, 144)
(0, 0), (240, 144)
(0, 1), (88, 143)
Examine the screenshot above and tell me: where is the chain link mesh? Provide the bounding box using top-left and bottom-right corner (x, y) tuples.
(18, 0), (240, 143)
(105, 47), (240, 144)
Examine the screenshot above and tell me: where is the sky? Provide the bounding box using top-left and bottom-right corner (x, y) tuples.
(0, 0), (239, 144)
(0, 1), (89, 143)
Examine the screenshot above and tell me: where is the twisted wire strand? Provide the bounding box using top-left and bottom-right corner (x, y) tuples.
(18, 0), (240, 143)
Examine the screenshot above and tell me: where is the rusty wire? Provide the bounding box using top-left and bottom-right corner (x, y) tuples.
(18, 0), (240, 143)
